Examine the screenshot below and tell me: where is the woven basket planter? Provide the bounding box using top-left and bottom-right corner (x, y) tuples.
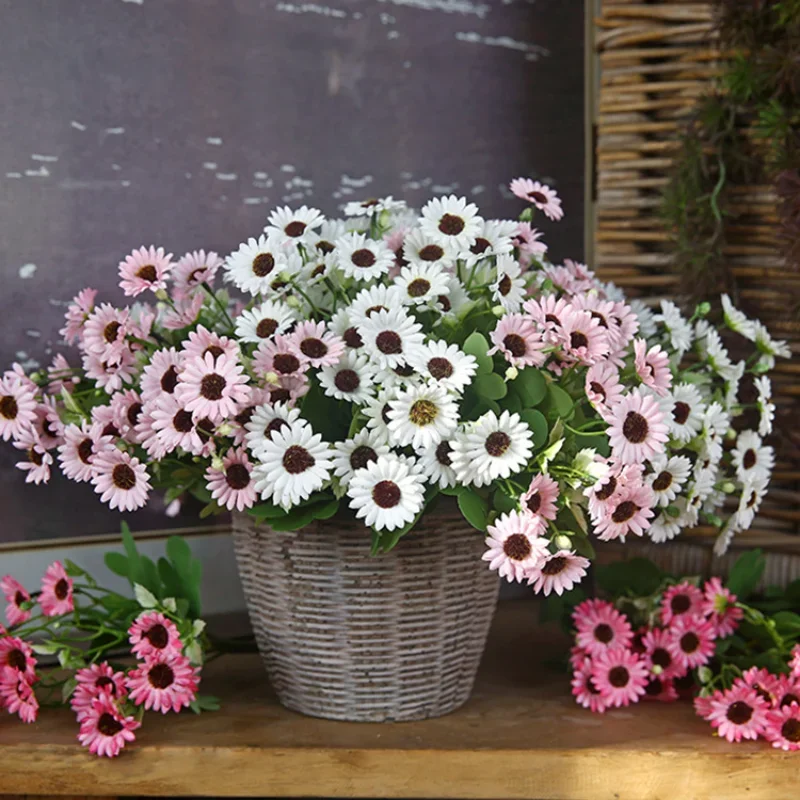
(231, 507), (499, 722)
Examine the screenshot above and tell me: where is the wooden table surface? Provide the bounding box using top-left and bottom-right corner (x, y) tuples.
(0, 601), (795, 800)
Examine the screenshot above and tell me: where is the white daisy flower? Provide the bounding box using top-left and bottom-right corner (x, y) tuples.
(646, 512), (682, 544)
(299, 252), (337, 286)
(310, 219), (348, 256)
(264, 205), (325, 243)
(675, 495), (699, 529)
(714, 520), (738, 557)
(409, 340), (477, 393)
(755, 375), (775, 437)
(753, 321), (791, 369)
(343, 196), (406, 218)
(395, 262), (450, 306)
(698, 327), (735, 378)
(373, 360), (422, 390)
(732, 473), (769, 532)
(245, 402), (302, 459)
(654, 299), (693, 355)
(462, 219), (516, 266)
(234, 299), (297, 344)
(317, 350), (377, 405)
(724, 360), (745, 411)
(348, 284), (404, 326)
(450, 410), (534, 488)
(225, 235), (295, 296)
(703, 400), (731, 440)
(386, 382), (459, 450)
(416, 436), (458, 489)
(491, 254), (526, 312)
(347, 454), (426, 531)
(402, 228), (455, 271)
(359, 308), (425, 370)
(721, 294), (756, 339)
(436, 275), (472, 317)
(363, 388), (397, 440)
(647, 454), (692, 507)
(329, 308), (365, 351)
(731, 429), (774, 484)
(251, 422), (332, 510)
(419, 195), (483, 253)
(330, 428), (391, 485)
(629, 299), (658, 338)
(661, 383), (704, 443)
(334, 232), (395, 281)
(688, 465), (717, 508)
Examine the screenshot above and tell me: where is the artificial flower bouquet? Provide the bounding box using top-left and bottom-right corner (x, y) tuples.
(0, 178), (790, 595)
(566, 551), (800, 751)
(0, 529), (217, 757)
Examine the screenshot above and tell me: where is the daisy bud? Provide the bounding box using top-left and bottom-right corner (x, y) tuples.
(519, 207), (533, 222)
(165, 498), (182, 518)
(651, 664), (664, 677)
(216, 422), (234, 437)
(722, 481), (736, 494)
(492, 304), (505, 317)
(505, 366), (519, 381)
(554, 534), (572, 550)
(285, 294), (302, 310)
(696, 301), (711, 317)
(154, 288), (169, 302)
(211, 455), (225, 472)
(725, 428), (737, 441)
(264, 371), (281, 386)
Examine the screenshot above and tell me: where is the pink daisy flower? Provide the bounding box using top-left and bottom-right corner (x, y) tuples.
(140, 348), (183, 403)
(766, 704), (800, 750)
(150, 395), (209, 456)
(739, 668), (781, 707)
(181, 325), (240, 362)
(574, 601), (633, 656)
(642, 675), (679, 703)
(126, 651), (199, 714)
(571, 658), (610, 713)
(82, 348), (137, 393)
(523, 295), (572, 339)
(774, 674), (800, 709)
(118, 245), (173, 297)
(0, 374), (37, 442)
(47, 353), (78, 394)
(129, 611), (183, 660)
(706, 683), (770, 742)
(288, 321), (345, 368)
(701, 577), (743, 638)
(1, 576), (31, 627)
(136, 403), (168, 461)
(585, 362), (624, 419)
(78, 693), (140, 757)
(0, 636), (37, 682)
(39, 561), (74, 617)
(640, 626), (682, 679)
(667, 615), (716, 672)
(252, 334), (309, 380)
(162, 292), (205, 331)
(13, 430), (53, 485)
(611, 300), (640, 346)
(91, 405), (120, 438)
(32, 398), (64, 449)
(205, 447), (257, 512)
(569, 645), (590, 671)
(110, 389), (144, 442)
(634, 339), (672, 397)
(91, 449), (151, 512)
(607, 389), (669, 464)
(71, 662), (128, 720)
(0, 667), (39, 723)
(661, 582), (705, 626)
(556, 307), (609, 366)
(520, 474), (559, 520)
(591, 648), (649, 708)
(509, 178), (564, 221)
(694, 691), (716, 720)
(593, 481), (655, 542)
(790, 644), (800, 678)
(230, 387), (271, 446)
(489, 314), (546, 368)
(512, 222), (547, 263)
(482, 510), (548, 583)
(175, 352), (250, 423)
(82, 304), (131, 366)
(527, 550), (589, 596)
(60, 287), (98, 344)
(171, 249), (223, 300)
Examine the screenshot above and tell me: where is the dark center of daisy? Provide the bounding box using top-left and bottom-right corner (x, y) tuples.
(28, 447), (43, 466)
(381, 403), (393, 424)
(365, 305), (387, 316)
(103, 321), (122, 343)
(376, 330), (403, 355)
(126, 402), (143, 427)
(102, 422), (120, 438)
(485, 431), (511, 457)
(622, 411), (649, 444)
(503, 533), (532, 561)
(437, 295), (451, 312)
(680, 632), (700, 654)
(436, 441), (453, 466)
(570, 331), (589, 350)
(343, 327), (363, 348)
(495, 274), (511, 297)
(273, 353), (301, 375)
(726, 701), (753, 725)
(541, 556), (567, 576)
(409, 399), (438, 426)
(545, 313), (561, 326)
(200, 373), (226, 400)
(427, 357), (454, 380)
(282, 445), (315, 475)
(782, 718), (800, 742)
(265, 418), (289, 437)
(350, 445), (378, 471)
(652, 648), (672, 669)
(196, 418), (214, 442)
(136, 264), (157, 282)
(96, 676), (116, 694)
(300, 338), (328, 360)
(393, 364), (415, 377)
(645, 678), (664, 697)
(590, 381), (606, 400)
(172, 409), (193, 433)
(284, 221), (306, 238)
(334, 369), (360, 393)
(372, 480), (401, 509)
(596, 476), (617, 501)
(0, 395), (18, 420)
(438, 213), (465, 236)
(526, 493), (542, 514)
(14, 590), (26, 608)
(98, 713), (124, 737)
(187, 267), (207, 284)
(112, 463), (137, 491)
(144, 624), (169, 650)
(225, 463), (251, 490)
(608, 666), (630, 688)
(611, 501), (638, 524)
(160, 365), (179, 393)
(419, 244), (444, 261)
(673, 401), (690, 424)
(528, 190), (548, 205)
(317, 240), (335, 254)
(652, 471), (673, 492)
(594, 623), (614, 644)
(7, 648), (26, 671)
(256, 318), (278, 339)
(252, 253), (275, 277)
(311, 262), (326, 277)
(351, 248), (376, 268)
(203, 346), (225, 362)
(781, 694), (800, 708)
(743, 449), (757, 470)
(54, 578), (69, 601)
(470, 237), (490, 255)
(503, 333), (527, 358)
(407, 278), (431, 298)
(591, 311), (608, 328)
(671, 594), (691, 614)
(148, 662), (175, 690)
(269, 388), (291, 404)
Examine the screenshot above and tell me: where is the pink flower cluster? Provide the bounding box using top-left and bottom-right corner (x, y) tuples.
(0, 633), (39, 724)
(571, 579), (741, 712)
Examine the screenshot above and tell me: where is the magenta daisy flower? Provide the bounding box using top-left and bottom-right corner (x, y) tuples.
(482, 510), (548, 583)
(171, 249), (223, 300)
(0, 636), (37, 682)
(82, 304), (131, 365)
(91, 449), (151, 512)
(607, 389), (669, 464)
(557, 307), (609, 366)
(175, 352), (250, 423)
(60, 287), (97, 344)
(701, 577), (743, 638)
(39, 561), (74, 617)
(775, 674), (800, 709)
(660, 582), (705, 626)
(527, 550), (589, 596)
(509, 178), (564, 221)
(252, 335), (309, 382)
(287, 321), (345, 368)
(126, 651), (199, 714)
(633, 339), (672, 397)
(205, 447), (257, 512)
(118, 245), (173, 297)
(591, 648), (649, 708)
(71, 662), (128, 720)
(592, 481), (654, 542)
(667, 615), (716, 671)
(140, 347), (184, 403)
(1, 576), (31, 627)
(129, 611), (183, 660)
(640, 626), (681, 679)
(520, 474), (559, 520)
(585, 362), (624, 419)
(642, 676), (679, 703)
(78, 693), (140, 757)
(739, 668), (781, 707)
(181, 325), (240, 362)
(571, 658), (610, 713)
(791, 644), (800, 678)
(570, 645), (590, 671)
(13, 430), (53, 485)
(0, 374), (37, 442)
(706, 684), (770, 742)
(766, 704), (800, 750)
(0, 668), (39, 723)
(574, 601), (633, 656)
(489, 314), (546, 367)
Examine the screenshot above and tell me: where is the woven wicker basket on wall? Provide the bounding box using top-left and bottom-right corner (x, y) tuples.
(232, 507), (499, 722)
(589, 0), (800, 581)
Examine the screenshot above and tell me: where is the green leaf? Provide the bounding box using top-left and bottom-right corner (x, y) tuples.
(570, 532), (596, 560)
(375, 486), (440, 553)
(247, 501), (292, 521)
(492, 489), (518, 514)
(64, 559), (88, 578)
(157, 558), (183, 600)
(773, 611), (800, 638)
(121, 522), (143, 586)
(474, 372), (507, 400)
(727, 549), (766, 600)
(458, 491), (489, 531)
(519, 409), (548, 451)
(139, 556), (162, 600)
(596, 558), (665, 598)
(463, 332), (492, 373)
(190, 694), (221, 714)
(514, 368), (547, 407)
(544, 384), (574, 419)
(134, 583), (158, 609)
(104, 552), (129, 579)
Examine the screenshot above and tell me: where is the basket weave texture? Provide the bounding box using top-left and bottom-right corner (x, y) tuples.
(232, 508), (499, 722)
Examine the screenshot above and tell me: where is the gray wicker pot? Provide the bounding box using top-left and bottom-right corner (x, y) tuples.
(232, 506), (499, 722)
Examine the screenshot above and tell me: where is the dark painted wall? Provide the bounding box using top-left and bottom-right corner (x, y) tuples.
(0, 0), (584, 542)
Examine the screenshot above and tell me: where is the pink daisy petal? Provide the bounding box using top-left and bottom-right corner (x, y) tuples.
(0, 667), (39, 723)
(287, 321), (346, 368)
(118, 246), (173, 297)
(766, 704), (800, 750)
(0, 636), (37, 682)
(701, 577), (743, 638)
(0, 377), (38, 443)
(172, 249), (223, 300)
(0, 576), (31, 627)
(527, 550), (589, 596)
(572, 657), (610, 713)
(39, 561), (74, 617)
(634, 339), (672, 397)
(482, 510), (548, 583)
(509, 178), (564, 221)
(71, 662), (128, 720)
(641, 626), (683, 680)
(520, 474), (559, 521)
(60, 287), (97, 344)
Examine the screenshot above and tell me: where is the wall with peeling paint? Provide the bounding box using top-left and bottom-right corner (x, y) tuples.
(0, 0), (584, 542)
